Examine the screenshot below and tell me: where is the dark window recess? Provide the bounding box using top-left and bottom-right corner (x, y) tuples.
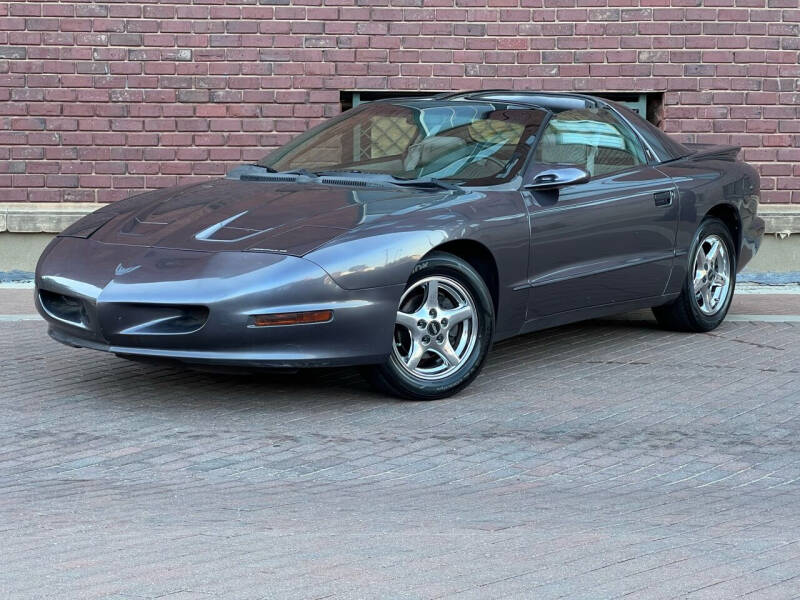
(340, 90), (665, 127)
(339, 90), (440, 111)
(593, 92), (665, 128)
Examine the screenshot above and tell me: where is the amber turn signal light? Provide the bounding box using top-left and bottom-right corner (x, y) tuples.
(251, 310), (333, 327)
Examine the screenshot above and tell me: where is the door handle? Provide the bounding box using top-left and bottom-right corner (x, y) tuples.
(653, 190), (673, 207)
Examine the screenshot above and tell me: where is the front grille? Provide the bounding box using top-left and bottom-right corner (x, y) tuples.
(39, 290), (90, 329)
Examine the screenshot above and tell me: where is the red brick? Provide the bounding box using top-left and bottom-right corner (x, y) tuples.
(0, 0), (796, 204)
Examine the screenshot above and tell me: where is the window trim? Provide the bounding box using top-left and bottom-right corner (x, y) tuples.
(528, 107), (651, 179)
(603, 103), (660, 165)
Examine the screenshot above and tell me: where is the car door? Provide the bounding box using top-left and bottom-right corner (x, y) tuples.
(524, 107), (678, 321)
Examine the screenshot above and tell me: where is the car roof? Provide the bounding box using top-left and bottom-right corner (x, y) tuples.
(373, 91), (599, 113)
(369, 90), (691, 163)
(437, 90), (601, 113)
(438, 90), (691, 162)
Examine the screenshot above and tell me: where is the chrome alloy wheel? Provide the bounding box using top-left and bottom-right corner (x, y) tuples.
(392, 276), (478, 381)
(692, 233), (732, 316)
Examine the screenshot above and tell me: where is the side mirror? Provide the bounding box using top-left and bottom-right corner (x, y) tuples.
(524, 166), (590, 190)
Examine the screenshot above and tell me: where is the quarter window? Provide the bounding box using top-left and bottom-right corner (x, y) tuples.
(533, 108), (647, 177)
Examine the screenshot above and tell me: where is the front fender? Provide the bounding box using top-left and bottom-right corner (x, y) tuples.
(304, 224), (456, 291)
(304, 191), (532, 340)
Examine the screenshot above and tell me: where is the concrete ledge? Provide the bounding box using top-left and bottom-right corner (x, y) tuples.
(1, 201), (798, 234)
(0, 203), (103, 233)
(760, 204), (800, 236)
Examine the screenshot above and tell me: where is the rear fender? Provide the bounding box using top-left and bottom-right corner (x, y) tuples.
(658, 159), (762, 294)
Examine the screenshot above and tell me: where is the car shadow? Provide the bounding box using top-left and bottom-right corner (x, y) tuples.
(88, 312), (665, 408)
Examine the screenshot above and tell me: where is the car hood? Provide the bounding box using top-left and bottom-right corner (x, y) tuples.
(86, 179), (449, 255)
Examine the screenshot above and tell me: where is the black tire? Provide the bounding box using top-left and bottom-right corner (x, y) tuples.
(652, 217), (737, 332)
(364, 251), (495, 400)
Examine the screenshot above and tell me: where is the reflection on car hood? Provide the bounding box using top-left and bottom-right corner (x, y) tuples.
(88, 179), (449, 254)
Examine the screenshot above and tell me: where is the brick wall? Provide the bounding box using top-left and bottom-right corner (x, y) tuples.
(0, 0), (798, 204)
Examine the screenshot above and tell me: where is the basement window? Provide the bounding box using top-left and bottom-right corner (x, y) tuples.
(340, 91), (440, 111)
(340, 91), (664, 126)
(594, 92), (665, 128)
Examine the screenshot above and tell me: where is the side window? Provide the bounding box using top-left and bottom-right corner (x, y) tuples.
(533, 108), (647, 177)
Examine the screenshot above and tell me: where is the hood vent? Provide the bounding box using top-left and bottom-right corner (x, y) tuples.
(320, 177), (372, 188)
(194, 211), (270, 243)
(240, 174), (299, 183)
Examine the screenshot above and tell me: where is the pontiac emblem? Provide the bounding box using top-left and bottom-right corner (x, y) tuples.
(114, 263), (141, 276)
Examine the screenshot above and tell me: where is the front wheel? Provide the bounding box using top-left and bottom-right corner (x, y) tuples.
(364, 252), (494, 400)
(653, 216), (736, 332)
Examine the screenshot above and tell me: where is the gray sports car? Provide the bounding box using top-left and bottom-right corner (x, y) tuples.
(36, 91), (765, 399)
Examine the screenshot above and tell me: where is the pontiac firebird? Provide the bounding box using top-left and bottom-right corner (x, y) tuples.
(35, 91), (765, 399)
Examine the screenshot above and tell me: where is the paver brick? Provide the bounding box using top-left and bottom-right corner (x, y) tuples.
(1, 317), (799, 599)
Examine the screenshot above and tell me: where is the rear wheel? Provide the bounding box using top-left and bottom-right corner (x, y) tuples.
(365, 252), (494, 400)
(653, 217), (736, 332)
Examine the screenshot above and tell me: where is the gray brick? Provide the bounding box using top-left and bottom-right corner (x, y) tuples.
(0, 47), (26, 59)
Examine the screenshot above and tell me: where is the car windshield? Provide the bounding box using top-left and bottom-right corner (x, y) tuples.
(258, 100), (548, 186)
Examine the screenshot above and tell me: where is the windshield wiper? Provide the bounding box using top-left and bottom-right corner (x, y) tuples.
(390, 177), (462, 191)
(241, 167), (460, 191)
(251, 167), (367, 177)
(310, 169), (364, 176)
(249, 165), (320, 177)
(249, 164), (279, 173)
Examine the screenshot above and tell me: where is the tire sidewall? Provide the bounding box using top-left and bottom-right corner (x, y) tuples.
(383, 253), (495, 400)
(684, 218), (737, 330)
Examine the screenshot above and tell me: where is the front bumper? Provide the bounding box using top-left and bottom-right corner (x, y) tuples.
(36, 238), (403, 368)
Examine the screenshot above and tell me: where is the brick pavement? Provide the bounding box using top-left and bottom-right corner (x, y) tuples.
(1, 294), (800, 599)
